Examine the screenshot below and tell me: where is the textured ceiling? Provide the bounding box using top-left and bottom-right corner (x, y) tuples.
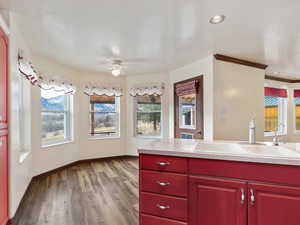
(6, 0), (300, 77)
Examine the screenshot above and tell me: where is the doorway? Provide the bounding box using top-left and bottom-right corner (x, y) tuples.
(174, 76), (203, 139)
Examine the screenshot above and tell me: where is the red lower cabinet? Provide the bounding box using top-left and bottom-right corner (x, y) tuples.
(0, 132), (8, 225)
(248, 182), (300, 225)
(189, 176), (247, 225)
(140, 192), (187, 222)
(139, 154), (300, 225)
(141, 214), (187, 225)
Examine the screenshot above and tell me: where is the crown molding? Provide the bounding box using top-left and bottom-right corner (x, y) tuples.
(265, 75), (300, 83)
(214, 54), (268, 70)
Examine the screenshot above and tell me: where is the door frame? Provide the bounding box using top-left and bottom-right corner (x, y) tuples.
(0, 26), (9, 225)
(173, 75), (204, 139)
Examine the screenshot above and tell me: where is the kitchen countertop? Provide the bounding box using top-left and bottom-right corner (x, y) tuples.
(138, 139), (300, 166)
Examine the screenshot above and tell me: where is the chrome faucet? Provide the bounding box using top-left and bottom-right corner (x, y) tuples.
(273, 131), (279, 146)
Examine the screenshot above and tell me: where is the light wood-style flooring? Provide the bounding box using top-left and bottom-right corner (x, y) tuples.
(13, 156), (139, 225)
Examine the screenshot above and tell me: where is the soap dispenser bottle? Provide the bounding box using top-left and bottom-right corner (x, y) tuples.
(249, 118), (256, 144)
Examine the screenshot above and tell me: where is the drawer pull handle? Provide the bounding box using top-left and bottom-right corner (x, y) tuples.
(250, 189), (255, 205)
(157, 162), (170, 166)
(240, 188), (245, 204)
(156, 181), (170, 186)
(156, 204), (170, 210)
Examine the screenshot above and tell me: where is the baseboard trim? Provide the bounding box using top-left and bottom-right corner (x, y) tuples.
(9, 155), (138, 224)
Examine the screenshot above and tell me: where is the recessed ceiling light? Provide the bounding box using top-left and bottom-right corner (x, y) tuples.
(209, 15), (226, 24)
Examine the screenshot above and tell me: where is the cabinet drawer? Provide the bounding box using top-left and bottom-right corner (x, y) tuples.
(141, 214), (187, 225)
(140, 154), (187, 174)
(140, 170), (187, 197)
(140, 192), (187, 222)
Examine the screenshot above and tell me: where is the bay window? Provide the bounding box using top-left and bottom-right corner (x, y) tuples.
(41, 89), (73, 146)
(89, 95), (120, 138)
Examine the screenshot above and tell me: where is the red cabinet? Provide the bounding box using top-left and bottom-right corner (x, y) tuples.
(0, 131), (8, 225)
(189, 176), (247, 225)
(0, 27), (8, 225)
(248, 182), (300, 225)
(140, 170), (187, 197)
(139, 154), (300, 225)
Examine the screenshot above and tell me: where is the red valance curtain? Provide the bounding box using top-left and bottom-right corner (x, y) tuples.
(294, 90), (300, 98)
(264, 87), (287, 98)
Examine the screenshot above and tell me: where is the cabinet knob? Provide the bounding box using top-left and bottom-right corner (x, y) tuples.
(157, 162), (170, 166)
(156, 204), (170, 210)
(156, 181), (170, 186)
(250, 189), (255, 205)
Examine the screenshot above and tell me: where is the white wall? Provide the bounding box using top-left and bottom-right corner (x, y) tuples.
(213, 60), (265, 141)
(8, 12), (33, 217)
(125, 73), (170, 155)
(31, 55), (127, 175)
(169, 55), (214, 140)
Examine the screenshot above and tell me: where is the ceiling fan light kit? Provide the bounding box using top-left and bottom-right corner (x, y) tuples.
(111, 59), (122, 76)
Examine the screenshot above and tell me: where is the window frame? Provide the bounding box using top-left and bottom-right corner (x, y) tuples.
(41, 90), (73, 147)
(19, 77), (31, 162)
(89, 96), (120, 139)
(264, 96), (287, 137)
(134, 95), (162, 138)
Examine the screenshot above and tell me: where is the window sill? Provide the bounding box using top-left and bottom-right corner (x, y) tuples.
(264, 132), (287, 137)
(42, 140), (74, 149)
(135, 135), (162, 139)
(89, 136), (120, 140)
(19, 151), (30, 163)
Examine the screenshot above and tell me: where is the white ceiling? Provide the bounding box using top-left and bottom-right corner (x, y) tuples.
(6, 0), (300, 77)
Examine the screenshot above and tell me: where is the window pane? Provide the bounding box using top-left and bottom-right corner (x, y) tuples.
(41, 112), (66, 143)
(136, 112), (161, 136)
(89, 95), (119, 137)
(295, 98), (300, 130)
(93, 103), (116, 112)
(41, 89), (66, 111)
(264, 96), (279, 132)
(179, 94), (196, 129)
(91, 112), (117, 135)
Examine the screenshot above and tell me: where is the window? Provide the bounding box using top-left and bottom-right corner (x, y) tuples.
(264, 95), (287, 135)
(135, 95), (161, 137)
(294, 90), (300, 131)
(179, 94), (196, 129)
(41, 89), (73, 146)
(89, 95), (120, 138)
(295, 98), (300, 131)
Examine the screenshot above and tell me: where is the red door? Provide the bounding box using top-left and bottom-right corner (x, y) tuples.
(0, 131), (8, 225)
(0, 27), (8, 225)
(248, 182), (300, 225)
(189, 176), (247, 225)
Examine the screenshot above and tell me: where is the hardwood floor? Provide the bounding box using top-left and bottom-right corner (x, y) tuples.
(13, 156), (139, 225)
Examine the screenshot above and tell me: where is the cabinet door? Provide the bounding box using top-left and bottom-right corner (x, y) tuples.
(0, 131), (8, 225)
(189, 176), (247, 225)
(248, 182), (300, 225)
(0, 28), (8, 127)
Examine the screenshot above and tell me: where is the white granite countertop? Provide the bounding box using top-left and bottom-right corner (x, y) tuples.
(138, 139), (300, 166)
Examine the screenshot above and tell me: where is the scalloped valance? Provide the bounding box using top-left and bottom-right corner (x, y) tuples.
(18, 53), (39, 85)
(18, 50), (76, 94)
(84, 85), (123, 97)
(129, 83), (164, 96)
